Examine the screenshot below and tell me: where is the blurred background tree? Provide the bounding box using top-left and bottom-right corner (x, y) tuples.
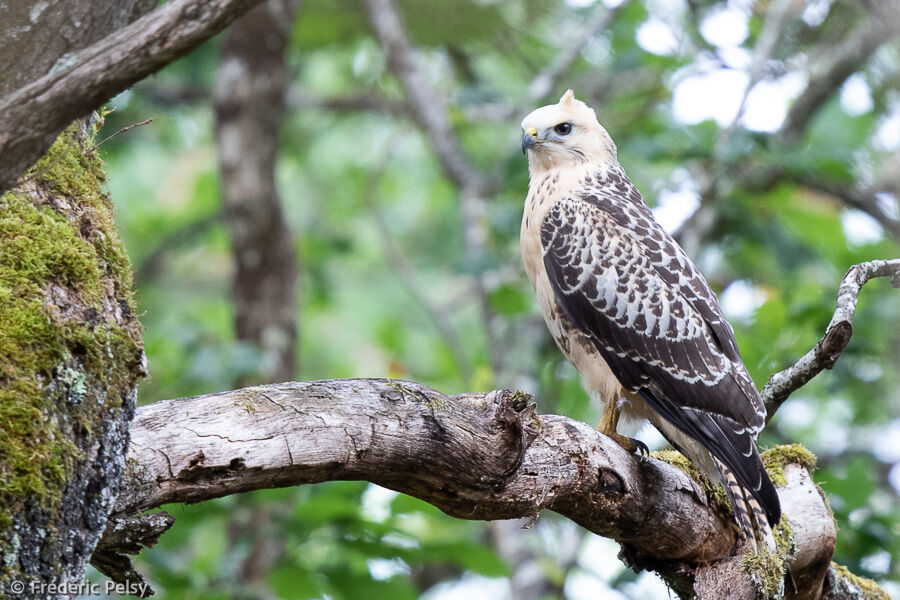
(86, 0), (899, 597)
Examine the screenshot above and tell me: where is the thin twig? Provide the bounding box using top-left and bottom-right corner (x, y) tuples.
(796, 177), (900, 240)
(713, 0), (795, 156)
(96, 118), (153, 146)
(135, 213), (221, 282)
(526, 1), (631, 102)
(762, 258), (900, 421)
(287, 88), (407, 116)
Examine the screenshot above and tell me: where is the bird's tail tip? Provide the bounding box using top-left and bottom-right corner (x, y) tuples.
(748, 495), (778, 554)
(714, 459), (778, 554)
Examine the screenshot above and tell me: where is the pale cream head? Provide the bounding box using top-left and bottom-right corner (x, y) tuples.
(521, 90), (617, 174)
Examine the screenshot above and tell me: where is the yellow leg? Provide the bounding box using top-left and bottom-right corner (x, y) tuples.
(597, 400), (648, 457)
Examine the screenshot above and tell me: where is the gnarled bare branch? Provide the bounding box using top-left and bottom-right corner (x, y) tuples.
(113, 378), (844, 599)
(762, 258), (900, 419)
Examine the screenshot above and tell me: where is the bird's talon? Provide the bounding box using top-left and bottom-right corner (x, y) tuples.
(631, 438), (650, 460)
(603, 430), (649, 460)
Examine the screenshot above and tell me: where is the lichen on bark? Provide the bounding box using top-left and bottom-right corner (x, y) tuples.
(0, 121), (144, 588)
(829, 562), (891, 600)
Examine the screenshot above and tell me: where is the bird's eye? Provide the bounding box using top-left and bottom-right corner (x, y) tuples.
(554, 122), (573, 135)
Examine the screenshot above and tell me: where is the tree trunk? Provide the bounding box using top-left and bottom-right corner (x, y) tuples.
(213, 1), (301, 588)
(214, 0), (301, 386)
(0, 124), (145, 598)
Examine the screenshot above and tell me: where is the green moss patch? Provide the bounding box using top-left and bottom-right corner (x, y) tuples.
(761, 444), (817, 487)
(742, 512), (794, 599)
(0, 122), (142, 528)
(651, 450), (730, 510)
(653, 448), (807, 598)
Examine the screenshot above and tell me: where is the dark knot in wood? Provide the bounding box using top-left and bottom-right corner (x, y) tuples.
(819, 321), (852, 369)
(597, 467), (625, 496)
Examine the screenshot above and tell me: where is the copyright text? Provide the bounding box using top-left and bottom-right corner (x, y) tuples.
(7, 580), (150, 596)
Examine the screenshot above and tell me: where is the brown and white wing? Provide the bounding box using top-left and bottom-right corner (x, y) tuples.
(540, 187), (780, 526)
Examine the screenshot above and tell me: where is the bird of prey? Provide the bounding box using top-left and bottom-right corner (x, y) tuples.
(519, 90), (780, 548)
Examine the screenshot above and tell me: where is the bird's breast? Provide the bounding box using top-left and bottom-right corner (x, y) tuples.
(520, 191), (625, 406)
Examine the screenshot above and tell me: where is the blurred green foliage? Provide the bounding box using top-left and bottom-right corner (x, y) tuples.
(91, 0), (899, 597)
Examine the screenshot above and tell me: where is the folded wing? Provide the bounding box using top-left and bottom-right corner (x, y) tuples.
(540, 185), (780, 526)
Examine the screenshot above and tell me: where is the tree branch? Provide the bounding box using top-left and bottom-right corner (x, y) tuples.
(90, 513), (175, 598)
(362, 0), (503, 372)
(135, 213), (222, 283)
(714, 0), (796, 154)
(762, 258), (900, 419)
(287, 89), (408, 116)
(0, 0), (267, 195)
(526, 1), (630, 102)
(364, 163), (475, 384)
(361, 0), (485, 193)
(112, 378), (841, 598)
(781, 19), (896, 143)
(0, 0), (157, 99)
(674, 14), (898, 254)
(104, 258), (900, 597)
(799, 178), (900, 240)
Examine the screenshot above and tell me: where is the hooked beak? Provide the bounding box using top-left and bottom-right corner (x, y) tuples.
(521, 126), (539, 154)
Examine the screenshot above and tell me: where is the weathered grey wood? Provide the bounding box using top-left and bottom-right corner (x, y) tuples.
(780, 464), (837, 600)
(115, 378), (845, 598)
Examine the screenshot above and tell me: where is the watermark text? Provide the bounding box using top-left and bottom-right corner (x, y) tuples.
(8, 579), (150, 596)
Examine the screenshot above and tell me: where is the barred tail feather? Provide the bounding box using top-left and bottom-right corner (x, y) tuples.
(747, 493), (777, 553)
(714, 458), (776, 553)
(715, 459), (754, 539)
